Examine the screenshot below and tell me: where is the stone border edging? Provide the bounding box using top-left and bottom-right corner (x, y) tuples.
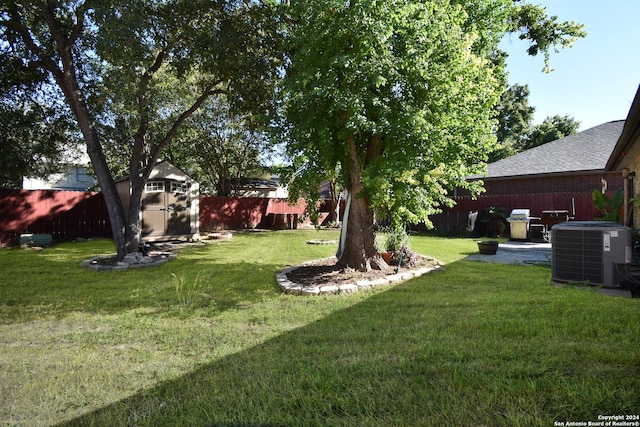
(276, 257), (444, 295)
(81, 252), (177, 271)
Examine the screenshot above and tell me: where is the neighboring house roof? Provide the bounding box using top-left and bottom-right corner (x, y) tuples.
(22, 164), (96, 191)
(606, 84), (640, 171)
(480, 120), (625, 179)
(236, 177), (280, 190)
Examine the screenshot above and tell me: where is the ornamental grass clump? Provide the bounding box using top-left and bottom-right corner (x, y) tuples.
(383, 226), (408, 254)
(383, 227), (419, 267)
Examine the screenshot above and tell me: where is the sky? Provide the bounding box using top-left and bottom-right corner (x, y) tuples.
(499, 0), (640, 131)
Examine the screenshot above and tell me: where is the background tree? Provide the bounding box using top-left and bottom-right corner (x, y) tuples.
(165, 97), (270, 196)
(490, 83), (535, 162)
(0, 54), (78, 188)
(281, 0), (585, 271)
(524, 114), (580, 150)
(490, 85), (580, 161)
(0, 92), (78, 188)
(0, 0), (282, 259)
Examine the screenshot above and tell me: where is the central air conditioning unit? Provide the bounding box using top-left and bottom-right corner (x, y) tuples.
(551, 221), (632, 287)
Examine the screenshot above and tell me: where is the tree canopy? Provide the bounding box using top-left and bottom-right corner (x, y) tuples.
(164, 97), (271, 196)
(280, 0), (585, 270)
(0, 51), (79, 188)
(524, 114), (580, 150)
(491, 84), (580, 161)
(0, 89), (78, 188)
(491, 83), (535, 162)
(0, 0), (282, 259)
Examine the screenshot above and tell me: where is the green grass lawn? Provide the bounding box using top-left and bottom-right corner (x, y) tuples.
(0, 230), (638, 426)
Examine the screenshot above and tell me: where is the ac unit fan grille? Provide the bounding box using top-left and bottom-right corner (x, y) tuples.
(552, 229), (603, 284)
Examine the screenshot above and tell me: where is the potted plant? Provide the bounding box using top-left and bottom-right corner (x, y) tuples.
(381, 226), (408, 264)
(481, 206), (507, 238)
(477, 240), (499, 255)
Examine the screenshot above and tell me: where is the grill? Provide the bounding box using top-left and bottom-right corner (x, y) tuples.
(507, 209), (537, 240)
(542, 210), (569, 229)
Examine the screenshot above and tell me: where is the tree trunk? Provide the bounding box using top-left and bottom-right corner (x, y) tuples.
(337, 135), (388, 272)
(337, 192), (387, 271)
(68, 94), (127, 259)
(53, 67), (128, 261)
(64, 95), (127, 259)
(34, 5), (129, 260)
(125, 174), (146, 253)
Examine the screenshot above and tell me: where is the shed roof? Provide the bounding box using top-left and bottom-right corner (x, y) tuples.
(482, 120), (625, 179)
(116, 160), (195, 183)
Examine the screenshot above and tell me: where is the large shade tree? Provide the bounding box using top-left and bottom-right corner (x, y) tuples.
(0, 53), (78, 188)
(162, 97), (270, 196)
(490, 84), (581, 161)
(281, 0), (585, 271)
(0, 0), (281, 259)
(0, 88), (78, 188)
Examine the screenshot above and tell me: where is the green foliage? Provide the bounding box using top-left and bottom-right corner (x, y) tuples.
(507, 2), (586, 72)
(481, 206), (508, 235)
(524, 114), (581, 150)
(382, 226), (409, 254)
(1, 0), (283, 257)
(0, 72), (80, 188)
(592, 189), (624, 222)
(281, 0), (585, 232)
(0, 98), (76, 188)
(165, 96), (270, 195)
(282, 0), (502, 227)
(491, 85), (581, 162)
(491, 83), (534, 162)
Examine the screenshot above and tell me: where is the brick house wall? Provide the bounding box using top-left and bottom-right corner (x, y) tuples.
(457, 171), (624, 196)
(432, 171), (626, 234)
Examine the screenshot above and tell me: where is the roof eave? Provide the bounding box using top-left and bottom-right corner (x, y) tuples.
(471, 169), (615, 182)
(606, 84), (640, 171)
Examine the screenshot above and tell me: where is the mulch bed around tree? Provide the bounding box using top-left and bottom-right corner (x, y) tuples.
(286, 256), (441, 288)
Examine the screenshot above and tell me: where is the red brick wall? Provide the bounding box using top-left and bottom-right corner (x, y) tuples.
(476, 172), (624, 195)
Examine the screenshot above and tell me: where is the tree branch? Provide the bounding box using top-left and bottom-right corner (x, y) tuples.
(67, 3), (86, 47)
(147, 80), (227, 176)
(5, 6), (61, 77)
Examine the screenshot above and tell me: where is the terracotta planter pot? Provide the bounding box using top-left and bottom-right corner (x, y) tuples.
(477, 241), (498, 255)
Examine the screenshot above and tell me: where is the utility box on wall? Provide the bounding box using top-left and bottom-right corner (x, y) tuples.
(551, 221), (631, 287)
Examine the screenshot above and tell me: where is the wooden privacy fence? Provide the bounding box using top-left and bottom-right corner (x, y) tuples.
(430, 192), (601, 233)
(11, 190), (599, 243)
(199, 196), (331, 231)
(0, 189), (111, 245)
(0, 191), (335, 246)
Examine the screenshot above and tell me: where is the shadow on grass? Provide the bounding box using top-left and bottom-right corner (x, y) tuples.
(0, 240), (291, 319)
(57, 261), (640, 426)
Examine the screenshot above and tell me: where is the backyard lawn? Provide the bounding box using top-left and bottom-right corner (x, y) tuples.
(0, 230), (638, 426)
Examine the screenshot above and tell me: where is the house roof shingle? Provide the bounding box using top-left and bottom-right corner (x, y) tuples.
(483, 120), (625, 179)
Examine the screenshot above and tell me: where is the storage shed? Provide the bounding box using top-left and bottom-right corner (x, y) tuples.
(117, 161), (200, 241)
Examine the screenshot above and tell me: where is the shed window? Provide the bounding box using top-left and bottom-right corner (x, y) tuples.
(171, 181), (187, 194)
(146, 181), (165, 193)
